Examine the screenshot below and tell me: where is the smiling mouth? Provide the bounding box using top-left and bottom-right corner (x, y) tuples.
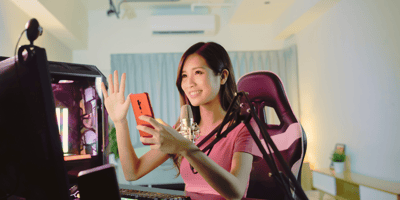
(189, 91), (201, 96)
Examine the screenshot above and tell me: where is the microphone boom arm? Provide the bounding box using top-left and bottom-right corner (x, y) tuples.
(240, 91), (308, 200)
(193, 91), (308, 200)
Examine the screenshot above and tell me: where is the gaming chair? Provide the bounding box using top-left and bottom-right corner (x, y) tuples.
(237, 70), (307, 199)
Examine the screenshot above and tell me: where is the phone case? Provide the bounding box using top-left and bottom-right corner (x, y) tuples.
(130, 92), (154, 145)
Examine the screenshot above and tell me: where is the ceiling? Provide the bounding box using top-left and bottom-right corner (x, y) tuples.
(83, 0), (296, 25)
(9, 0), (342, 50)
(84, 0), (228, 11)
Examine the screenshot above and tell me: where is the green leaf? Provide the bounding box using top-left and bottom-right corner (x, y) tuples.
(331, 152), (346, 162)
(108, 125), (119, 159)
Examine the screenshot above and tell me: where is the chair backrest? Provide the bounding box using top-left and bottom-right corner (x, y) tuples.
(237, 70), (307, 199)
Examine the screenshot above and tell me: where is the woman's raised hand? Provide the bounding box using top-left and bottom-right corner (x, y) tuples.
(101, 70), (131, 124)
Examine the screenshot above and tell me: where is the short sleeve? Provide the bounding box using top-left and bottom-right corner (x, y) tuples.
(233, 119), (263, 162)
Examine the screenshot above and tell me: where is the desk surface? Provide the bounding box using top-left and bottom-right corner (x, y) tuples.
(119, 184), (266, 200)
(313, 168), (400, 195)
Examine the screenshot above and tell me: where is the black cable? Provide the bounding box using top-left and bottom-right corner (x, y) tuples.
(14, 29), (26, 68)
(108, 0), (120, 18)
(189, 109), (240, 174)
(116, 0), (125, 18)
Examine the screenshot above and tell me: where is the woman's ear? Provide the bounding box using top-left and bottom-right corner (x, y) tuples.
(220, 69), (229, 85)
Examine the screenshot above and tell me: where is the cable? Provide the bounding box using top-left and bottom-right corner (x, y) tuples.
(14, 29), (26, 68)
(107, 0), (120, 18)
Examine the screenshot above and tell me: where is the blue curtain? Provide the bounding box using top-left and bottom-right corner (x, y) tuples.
(111, 45), (299, 148)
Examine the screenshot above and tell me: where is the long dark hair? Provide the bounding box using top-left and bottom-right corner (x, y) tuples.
(169, 42), (239, 177)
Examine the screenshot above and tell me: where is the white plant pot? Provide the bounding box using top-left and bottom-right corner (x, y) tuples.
(109, 153), (118, 167)
(333, 162), (345, 173)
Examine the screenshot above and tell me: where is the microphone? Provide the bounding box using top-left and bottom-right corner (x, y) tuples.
(178, 105), (200, 143)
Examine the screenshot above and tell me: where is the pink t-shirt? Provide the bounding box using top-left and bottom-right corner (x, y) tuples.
(180, 119), (262, 197)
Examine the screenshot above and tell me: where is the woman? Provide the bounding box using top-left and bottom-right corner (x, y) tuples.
(101, 42), (261, 200)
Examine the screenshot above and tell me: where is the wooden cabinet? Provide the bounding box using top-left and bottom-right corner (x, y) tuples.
(312, 169), (400, 200)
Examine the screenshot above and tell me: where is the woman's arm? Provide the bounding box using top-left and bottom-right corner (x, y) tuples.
(114, 119), (170, 181)
(102, 71), (170, 181)
(137, 115), (255, 199)
(181, 146), (253, 200)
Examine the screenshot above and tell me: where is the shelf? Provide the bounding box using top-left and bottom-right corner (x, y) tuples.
(313, 168), (400, 195)
(312, 168), (400, 200)
(64, 154), (91, 161)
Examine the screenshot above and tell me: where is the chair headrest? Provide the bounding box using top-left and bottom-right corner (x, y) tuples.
(237, 70), (297, 125)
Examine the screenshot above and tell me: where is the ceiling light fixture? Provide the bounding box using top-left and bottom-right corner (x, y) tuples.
(107, 0), (180, 18)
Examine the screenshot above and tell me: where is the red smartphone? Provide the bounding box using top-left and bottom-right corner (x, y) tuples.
(130, 92), (154, 145)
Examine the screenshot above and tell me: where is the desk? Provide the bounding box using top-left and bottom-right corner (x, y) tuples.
(186, 191), (267, 200)
(119, 184), (267, 200)
(312, 168), (400, 200)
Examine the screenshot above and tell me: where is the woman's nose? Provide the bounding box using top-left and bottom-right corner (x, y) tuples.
(188, 75), (196, 87)
(184, 75), (195, 88)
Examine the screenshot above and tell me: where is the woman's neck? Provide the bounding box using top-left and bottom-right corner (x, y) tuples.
(198, 102), (227, 128)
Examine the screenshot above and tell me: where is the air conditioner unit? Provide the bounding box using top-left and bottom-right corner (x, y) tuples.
(150, 15), (216, 35)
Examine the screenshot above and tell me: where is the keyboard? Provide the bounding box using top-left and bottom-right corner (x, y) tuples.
(120, 188), (191, 200)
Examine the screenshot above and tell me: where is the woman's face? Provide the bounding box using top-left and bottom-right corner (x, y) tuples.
(181, 54), (222, 107)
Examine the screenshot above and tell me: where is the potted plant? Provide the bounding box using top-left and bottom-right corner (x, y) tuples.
(331, 151), (346, 173)
(107, 124), (119, 165)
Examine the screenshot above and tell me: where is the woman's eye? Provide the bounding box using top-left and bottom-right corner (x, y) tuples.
(195, 71), (203, 75)
(182, 74), (187, 78)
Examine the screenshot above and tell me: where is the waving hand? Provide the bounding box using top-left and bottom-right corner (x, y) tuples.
(101, 70), (131, 124)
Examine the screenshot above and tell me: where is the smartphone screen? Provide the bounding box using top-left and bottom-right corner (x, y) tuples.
(130, 92), (154, 145)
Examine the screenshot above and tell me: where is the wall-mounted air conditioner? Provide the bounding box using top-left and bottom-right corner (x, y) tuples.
(150, 15), (216, 36)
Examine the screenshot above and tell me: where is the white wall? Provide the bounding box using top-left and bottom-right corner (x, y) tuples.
(73, 8), (286, 185)
(0, 0), (72, 62)
(73, 9), (284, 76)
(296, 0), (400, 182)
(74, 0), (400, 185)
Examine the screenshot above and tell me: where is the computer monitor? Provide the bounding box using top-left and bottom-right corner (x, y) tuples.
(1, 53), (109, 189)
(0, 48), (71, 199)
